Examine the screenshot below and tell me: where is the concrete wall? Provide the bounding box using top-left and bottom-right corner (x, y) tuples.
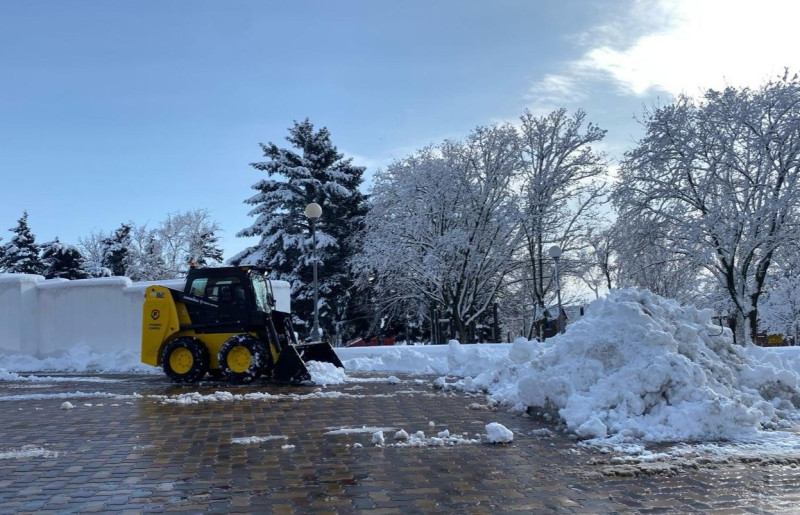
(0, 274), (290, 358)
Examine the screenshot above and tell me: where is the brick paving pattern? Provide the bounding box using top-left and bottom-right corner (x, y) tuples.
(1, 373), (799, 513)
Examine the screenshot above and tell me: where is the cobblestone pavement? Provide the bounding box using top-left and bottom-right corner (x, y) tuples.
(1, 372), (800, 514)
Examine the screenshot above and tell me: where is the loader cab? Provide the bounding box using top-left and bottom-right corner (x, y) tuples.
(181, 266), (274, 330)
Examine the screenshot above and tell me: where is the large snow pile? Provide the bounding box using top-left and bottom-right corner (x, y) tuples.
(455, 289), (800, 444)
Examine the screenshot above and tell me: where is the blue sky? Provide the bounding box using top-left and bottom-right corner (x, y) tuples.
(1, 0), (798, 259)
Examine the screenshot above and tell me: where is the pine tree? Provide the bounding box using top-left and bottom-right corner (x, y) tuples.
(101, 223), (133, 277)
(1, 211), (44, 275)
(41, 238), (90, 279)
(189, 229), (224, 267)
(231, 119), (369, 342)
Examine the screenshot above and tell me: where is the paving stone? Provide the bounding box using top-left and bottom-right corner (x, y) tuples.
(2, 372), (800, 513)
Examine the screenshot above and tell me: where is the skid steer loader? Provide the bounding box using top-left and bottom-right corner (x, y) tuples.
(140, 265), (343, 384)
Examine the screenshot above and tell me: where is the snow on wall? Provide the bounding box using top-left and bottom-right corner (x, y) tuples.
(0, 274), (40, 354)
(0, 274), (290, 359)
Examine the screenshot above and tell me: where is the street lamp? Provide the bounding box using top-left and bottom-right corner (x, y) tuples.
(548, 245), (565, 334)
(305, 202), (322, 341)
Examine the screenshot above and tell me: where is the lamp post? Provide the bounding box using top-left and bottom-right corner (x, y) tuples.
(548, 245), (565, 334)
(305, 202), (322, 342)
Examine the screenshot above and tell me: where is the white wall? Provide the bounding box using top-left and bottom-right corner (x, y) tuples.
(0, 274), (41, 354)
(0, 274), (290, 358)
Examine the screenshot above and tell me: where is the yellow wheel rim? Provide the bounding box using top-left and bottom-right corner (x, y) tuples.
(228, 346), (253, 373)
(169, 347), (194, 374)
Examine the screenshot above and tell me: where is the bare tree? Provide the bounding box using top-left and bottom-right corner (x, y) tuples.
(611, 210), (701, 303)
(127, 225), (169, 281)
(354, 124), (521, 342)
(78, 209), (223, 280)
(158, 209), (223, 275)
(516, 108), (608, 313)
(614, 72), (800, 343)
(758, 245), (800, 340)
(575, 226), (617, 299)
(78, 231), (111, 277)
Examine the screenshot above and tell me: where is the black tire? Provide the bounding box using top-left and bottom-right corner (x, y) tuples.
(162, 337), (209, 383)
(218, 334), (269, 384)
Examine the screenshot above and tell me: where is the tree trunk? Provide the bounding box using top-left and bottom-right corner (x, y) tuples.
(747, 309), (758, 346)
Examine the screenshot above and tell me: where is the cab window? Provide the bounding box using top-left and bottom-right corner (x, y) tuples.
(251, 274), (272, 313)
(188, 278), (208, 298)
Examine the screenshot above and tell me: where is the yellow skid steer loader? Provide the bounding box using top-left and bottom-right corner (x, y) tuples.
(141, 265), (343, 384)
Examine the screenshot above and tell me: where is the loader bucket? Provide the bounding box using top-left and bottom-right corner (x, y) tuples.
(272, 342), (344, 385)
(294, 341), (344, 369)
(272, 345), (312, 384)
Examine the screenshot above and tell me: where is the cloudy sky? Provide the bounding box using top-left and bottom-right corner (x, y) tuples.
(1, 0), (798, 259)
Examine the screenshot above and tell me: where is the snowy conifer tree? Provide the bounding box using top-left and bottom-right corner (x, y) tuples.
(188, 229), (223, 267)
(231, 119), (368, 342)
(101, 223), (133, 277)
(41, 238), (90, 279)
(0, 211), (44, 275)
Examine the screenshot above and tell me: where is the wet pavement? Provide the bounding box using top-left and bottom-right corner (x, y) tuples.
(1, 372), (800, 513)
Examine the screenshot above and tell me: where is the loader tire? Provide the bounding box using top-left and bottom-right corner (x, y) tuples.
(162, 337), (209, 383)
(218, 335), (268, 384)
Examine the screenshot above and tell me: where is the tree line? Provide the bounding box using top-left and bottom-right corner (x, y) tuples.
(0, 209), (223, 281)
(242, 74), (800, 346)
(5, 72), (800, 346)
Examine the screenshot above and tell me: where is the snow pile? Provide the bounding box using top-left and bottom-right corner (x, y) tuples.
(306, 360), (348, 385)
(0, 343), (154, 374)
(498, 289), (800, 444)
(372, 427), (484, 447)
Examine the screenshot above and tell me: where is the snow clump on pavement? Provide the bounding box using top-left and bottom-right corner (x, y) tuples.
(485, 422), (514, 443)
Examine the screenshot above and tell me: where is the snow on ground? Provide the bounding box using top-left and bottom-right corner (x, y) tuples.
(0, 445), (59, 460)
(231, 435), (289, 445)
(4, 288), (800, 458)
(0, 343), (156, 374)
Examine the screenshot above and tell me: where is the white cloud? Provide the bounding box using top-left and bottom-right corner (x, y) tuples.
(529, 0), (800, 106)
(585, 0), (800, 96)
(525, 73), (587, 114)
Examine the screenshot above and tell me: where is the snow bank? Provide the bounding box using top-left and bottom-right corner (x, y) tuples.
(0, 274), (180, 358)
(461, 289), (800, 444)
(337, 289), (800, 446)
(0, 273), (287, 361)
